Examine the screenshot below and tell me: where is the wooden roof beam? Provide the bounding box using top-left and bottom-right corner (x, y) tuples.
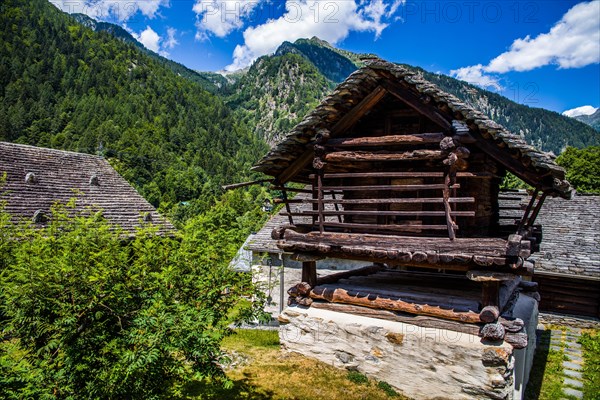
(275, 86), (388, 184)
(378, 79), (452, 131)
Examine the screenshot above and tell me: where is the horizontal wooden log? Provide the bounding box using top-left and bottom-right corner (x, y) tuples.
(285, 197), (476, 205)
(311, 302), (482, 335)
(310, 171), (494, 179)
(324, 150), (445, 163)
(222, 179), (271, 191)
(310, 286), (482, 323)
(479, 306), (500, 323)
(283, 210), (475, 217)
(326, 132), (446, 147)
(316, 264), (384, 286)
(313, 283), (477, 311)
(467, 271), (519, 282)
(291, 221), (453, 233)
(498, 317), (524, 333)
(321, 184), (460, 191)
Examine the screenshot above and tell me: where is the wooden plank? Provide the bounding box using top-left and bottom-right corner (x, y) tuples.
(275, 148), (314, 185)
(298, 197), (475, 205)
(222, 179), (271, 191)
(310, 171), (495, 179)
(302, 261), (317, 287)
(321, 184), (460, 191)
(378, 79), (452, 131)
(283, 210), (476, 217)
(297, 221), (452, 231)
(442, 171), (456, 240)
(324, 149), (445, 163)
(326, 132), (445, 147)
(317, 265), (385, 286)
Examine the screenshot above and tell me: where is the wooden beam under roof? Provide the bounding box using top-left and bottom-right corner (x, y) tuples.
(378, 79), (453, 131)
(275, 86), (388, 184)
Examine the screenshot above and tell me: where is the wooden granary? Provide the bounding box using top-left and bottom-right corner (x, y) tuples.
(252, 58), (572, 343)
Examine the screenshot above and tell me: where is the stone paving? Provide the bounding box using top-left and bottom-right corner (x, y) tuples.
(538, 327), (586, 399)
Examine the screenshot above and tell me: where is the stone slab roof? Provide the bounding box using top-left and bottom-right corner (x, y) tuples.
(252, 58), (571, 198)
(531, 194), (600, 280)
(0, 142), (175, 235)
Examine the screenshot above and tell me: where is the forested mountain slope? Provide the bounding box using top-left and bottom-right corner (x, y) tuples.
(574, 109), (600, 131)
(0, 0), (268, 216)
(215, 38), (598, 155)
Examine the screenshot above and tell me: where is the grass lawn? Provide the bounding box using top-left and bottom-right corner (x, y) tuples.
(579, 330), (600, 400)
(188, 329), (405, 399)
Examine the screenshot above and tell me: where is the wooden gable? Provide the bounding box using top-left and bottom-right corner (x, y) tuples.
(253, 59), (572, 279)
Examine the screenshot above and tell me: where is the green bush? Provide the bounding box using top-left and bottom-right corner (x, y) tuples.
(0, 198), (267, 399)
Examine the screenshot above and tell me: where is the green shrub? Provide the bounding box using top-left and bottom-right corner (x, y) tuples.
(0, 200), (267, 399)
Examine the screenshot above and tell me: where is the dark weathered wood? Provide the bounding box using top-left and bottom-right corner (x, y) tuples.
(479, 306), (500, 323)
(526, 192), (548, 228)
(283, 210), (475, 217)
(316, 265), (384, 286)
(321, 184), (460, 191)
(378, 79), (452, 131)
(310, 286), (482, 323)
(324, 150), (445, 163)
(315, 128), (330, 144)
(309, 172), (495, 179)
(442, 171), (456, 240)
(481, 281), (500, 307)
(326, 132), (446, 147)
(309, 222), (452, 232)
(295, 197), (476, 205)
(221, 179), (271, 191)
(302, 261), (317, 288)
(275, 148), (315, 185)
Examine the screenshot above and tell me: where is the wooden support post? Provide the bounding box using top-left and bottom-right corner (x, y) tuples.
(302, 261), (317, 287)
(481, 281), (500, 308)
(317, 171), (324, 234)
(281, 188), (294, 225)
(516, 189), (539, 234)
(443, 171), (456, 240)
(330, 191), (343, 223)
(525, 192), (547, 229)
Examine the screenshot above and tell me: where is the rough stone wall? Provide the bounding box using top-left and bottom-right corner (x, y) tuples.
(279, 307), (515, 399)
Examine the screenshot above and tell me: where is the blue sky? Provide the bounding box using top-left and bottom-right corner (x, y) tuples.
(52, 0), (600, 116)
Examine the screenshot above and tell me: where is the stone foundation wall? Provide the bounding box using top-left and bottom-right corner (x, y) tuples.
(279, 306), (516, 399)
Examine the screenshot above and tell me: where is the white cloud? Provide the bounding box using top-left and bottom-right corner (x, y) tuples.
(450, 64), (502, 91)
(51, 0), (170, 22)
(164, 27), (179, 49)
(225, 0), (404, 71)
(193, 0), (263, 40)
(133, 26), (162, 54)
(451, 1), (600, 89)
(562, 105), (598, 118)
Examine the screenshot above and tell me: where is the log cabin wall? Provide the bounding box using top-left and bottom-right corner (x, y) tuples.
(303, 95), (506, 239)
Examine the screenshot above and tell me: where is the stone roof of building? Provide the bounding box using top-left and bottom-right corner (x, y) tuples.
(0, 142), (175, 235)
(530, 194), (600, 280)
(252, 58), (571, 198)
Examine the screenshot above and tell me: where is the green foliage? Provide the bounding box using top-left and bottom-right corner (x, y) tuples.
(579, 330), (600, 399)
(347, 371), (369, 385)
(556, 146), (600, 193)
(0, 0), (268, 219)
(0, 194), (269, 399)
(377, 381), (400, 397)
(500, 172), (533, 190)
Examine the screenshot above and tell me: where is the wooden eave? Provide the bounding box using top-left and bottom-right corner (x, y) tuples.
(252, 59), (572, 199)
